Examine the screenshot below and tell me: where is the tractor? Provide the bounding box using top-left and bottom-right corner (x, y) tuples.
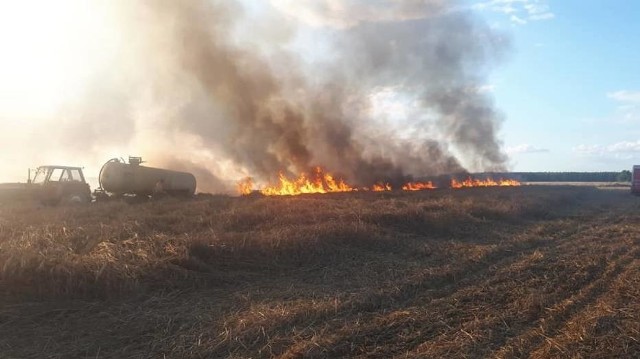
(0, 165), (92, 205)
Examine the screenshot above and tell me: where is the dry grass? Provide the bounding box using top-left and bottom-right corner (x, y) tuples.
(0, 186), (638, 358)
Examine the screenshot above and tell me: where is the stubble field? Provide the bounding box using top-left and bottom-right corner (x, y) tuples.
(0, 186), (638, 358)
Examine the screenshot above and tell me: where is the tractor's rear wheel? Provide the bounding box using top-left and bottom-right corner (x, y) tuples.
(62, 193), (91, 205)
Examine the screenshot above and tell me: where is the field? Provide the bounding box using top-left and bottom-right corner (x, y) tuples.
(0, 186), (639, 358)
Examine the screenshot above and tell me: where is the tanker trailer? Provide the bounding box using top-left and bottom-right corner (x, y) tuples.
(97, 157), (196, 198)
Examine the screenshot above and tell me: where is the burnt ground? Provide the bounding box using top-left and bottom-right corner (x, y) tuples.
(0, 186), (638, 358)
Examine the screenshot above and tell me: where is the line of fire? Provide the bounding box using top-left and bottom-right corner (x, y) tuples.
(237, 166), (521, 196)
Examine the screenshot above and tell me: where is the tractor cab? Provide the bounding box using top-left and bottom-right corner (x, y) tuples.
(30, 166), (92, 204)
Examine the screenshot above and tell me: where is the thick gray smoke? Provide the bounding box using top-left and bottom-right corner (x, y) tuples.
(17, 0), (509, 192)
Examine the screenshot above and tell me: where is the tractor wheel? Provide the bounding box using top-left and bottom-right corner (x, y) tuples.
(63, 193), (91, 205)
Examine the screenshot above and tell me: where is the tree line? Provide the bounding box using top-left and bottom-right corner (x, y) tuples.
(482, 171), (632, 183)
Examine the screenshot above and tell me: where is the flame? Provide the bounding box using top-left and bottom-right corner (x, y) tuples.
(451, 177), (521, 188)
(371, 183), (392, 192)
(402, 181), (437, 191)
(238, 167), (519, 196)
(497, 179), (521, 186)
(237, 177), (254, 195)
(243, 167), (355, 196)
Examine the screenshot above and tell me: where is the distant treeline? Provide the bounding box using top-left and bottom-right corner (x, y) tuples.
(479, 171), (631, 183)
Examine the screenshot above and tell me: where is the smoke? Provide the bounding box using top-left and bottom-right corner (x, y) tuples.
(1, 0), (510, 192)
(270, 0), (448, 28)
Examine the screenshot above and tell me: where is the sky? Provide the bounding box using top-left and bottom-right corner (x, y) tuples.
(470, 0), (640, 171)
(0, 0), (638, 187)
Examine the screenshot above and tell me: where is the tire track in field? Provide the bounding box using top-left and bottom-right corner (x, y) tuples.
(528, 257), (640, 358)
(226, 193), (639, 357)
(526, 212), (640, 357)
(278, 207), (634, 358)
(487, 218), (640, 358)
(269, 216), (601, 357)
(399, 214), (634, 357)
(222, 222), (560, 357)
(340, 212), (599, 312)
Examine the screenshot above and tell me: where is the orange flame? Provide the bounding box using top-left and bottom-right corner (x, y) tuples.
(242, 167), (355, 196)
(237, 177), (254, 195)
(238, 167), (519, 196)
(371, 183), (392, 192)
(402, 181), (437, 191)
(497, 179), (521, 186)
(451, 177), (521, 188)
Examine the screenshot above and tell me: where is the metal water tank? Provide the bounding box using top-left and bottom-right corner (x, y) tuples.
(99, 158), (196, 196)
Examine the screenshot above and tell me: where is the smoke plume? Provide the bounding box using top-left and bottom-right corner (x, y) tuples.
(1, 0), (510, 192)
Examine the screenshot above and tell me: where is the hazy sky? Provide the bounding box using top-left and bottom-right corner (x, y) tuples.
(0, 0), (638, 186)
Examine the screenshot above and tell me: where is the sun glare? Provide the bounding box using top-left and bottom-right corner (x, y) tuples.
(0, 0), (115, 119)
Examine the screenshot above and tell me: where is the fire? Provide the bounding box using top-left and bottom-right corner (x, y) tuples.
(451, 177), (521, 188)
(237, 177), (254, 195)
(371, 183), (392, 192)
(497, 179), (521, 186)
(402, 181), (437, 191)
(238, 167), (355, 196)
(238, 167), (520, 196)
